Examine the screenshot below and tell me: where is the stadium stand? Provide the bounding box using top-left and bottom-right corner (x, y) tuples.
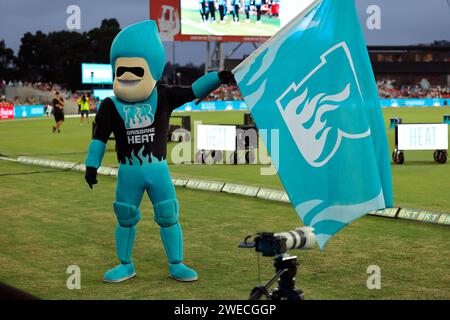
(377, 78), (450, 99)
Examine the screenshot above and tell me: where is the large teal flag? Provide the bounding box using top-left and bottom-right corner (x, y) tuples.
(234, 0), (393, 249)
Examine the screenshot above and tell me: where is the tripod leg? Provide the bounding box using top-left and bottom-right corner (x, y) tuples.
(249, 286), (271, 300)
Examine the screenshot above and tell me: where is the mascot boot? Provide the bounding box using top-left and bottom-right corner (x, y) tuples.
(103, 201), (141, 283)
(154, 199), (198, 282)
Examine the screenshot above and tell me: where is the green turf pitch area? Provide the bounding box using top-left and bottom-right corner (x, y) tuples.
(0, 160), (449, 299)
(181, 9), (279, 36)
(1, 108), (449, 212)
(0, 108), (449, 299)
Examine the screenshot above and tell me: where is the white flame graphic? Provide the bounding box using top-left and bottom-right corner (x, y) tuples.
(276, 42), (371, 167)
(279, 83), (370, 167)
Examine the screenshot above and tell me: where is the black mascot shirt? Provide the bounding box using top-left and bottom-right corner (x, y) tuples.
(92, 84), (194, 165)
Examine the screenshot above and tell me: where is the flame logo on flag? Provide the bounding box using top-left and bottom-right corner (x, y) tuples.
(276, 42), (371, 167)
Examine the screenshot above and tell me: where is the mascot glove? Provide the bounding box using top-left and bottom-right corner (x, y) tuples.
(85, 166), (98, 189)
(218, 70), (236, 85)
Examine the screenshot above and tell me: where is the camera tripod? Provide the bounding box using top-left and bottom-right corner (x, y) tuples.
(249, 254), (304, 300)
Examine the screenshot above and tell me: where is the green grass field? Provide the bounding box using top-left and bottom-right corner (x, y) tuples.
(1, 108), (449, 211)
(0, 108), (449, 300)
(181, 8), (279, 36)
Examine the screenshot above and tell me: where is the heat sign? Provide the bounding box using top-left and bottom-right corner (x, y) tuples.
(397, 124), (448, 151)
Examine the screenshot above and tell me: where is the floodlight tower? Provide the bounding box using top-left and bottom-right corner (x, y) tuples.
(206, 42), (259, 75)
(205, 41), (224, 74)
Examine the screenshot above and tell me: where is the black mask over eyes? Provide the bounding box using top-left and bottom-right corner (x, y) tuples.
(116, 66), (145, 78)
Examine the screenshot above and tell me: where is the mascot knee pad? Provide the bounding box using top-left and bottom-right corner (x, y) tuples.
(113, 201), (141, 227)
(153, 199), (179, 226)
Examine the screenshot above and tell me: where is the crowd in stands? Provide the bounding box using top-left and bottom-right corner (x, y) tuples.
(377, 78), (450, 99)
(206, 84), (243, 101)
(2, 77), (449, 105)
(2, 79), (72, 99)
(0, 80), (95, 109)
(208, 78), (450, 101)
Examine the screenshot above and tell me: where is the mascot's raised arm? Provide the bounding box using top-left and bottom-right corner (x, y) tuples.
(84, 20), (234, 283)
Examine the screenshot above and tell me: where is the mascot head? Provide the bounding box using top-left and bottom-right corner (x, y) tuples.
(110, 20), (165, 103)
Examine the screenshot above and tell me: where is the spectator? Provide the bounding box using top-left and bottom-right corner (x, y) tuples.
(52, 91), (65, 133)
(79, 94), (90, 125)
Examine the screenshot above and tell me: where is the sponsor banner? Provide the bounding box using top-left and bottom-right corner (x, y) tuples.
(397, 124), (448, 151)
(50, 160), (61, 168)
(14, 105), (45, 118)
(222, 183), (260, 197)
(186, 179), (224, 192)
(73, 164), (86, 172)
(369, 207), (399, 218)
(257, 188), (289, 203)
(17, 156), (30, 164)
(397, 208), (449, 225)
(62, 161), (75, 169)
(150, 0), (181, 42)
(0, 104), (14, 120)
(380, 98), (450, 108)
(174, 100), (248, 112)
(417, 210), (442, 224)
(62, 160), (73, 169)
(172, 178), (189, 187)
(172, 99), (450, 113)
(437, 213), (450, 225)
(197, 125), (237, 151)
(98, 166), (113, 176)
(281, 193), (291, 203)
(397, 208), (423, 221)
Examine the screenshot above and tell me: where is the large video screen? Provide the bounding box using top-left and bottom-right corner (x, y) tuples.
(169, 0), (450, 44)
(81, 63), (113, 85)
(93, 89), (114, 101)
(181, 0), (297, 37)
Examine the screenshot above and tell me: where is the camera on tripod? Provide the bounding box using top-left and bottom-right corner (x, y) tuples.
(246, 227), (316, 256)
(239, 227), (316, 300)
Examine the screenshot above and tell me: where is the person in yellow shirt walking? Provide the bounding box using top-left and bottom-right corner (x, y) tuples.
(78, 95), (90, 125)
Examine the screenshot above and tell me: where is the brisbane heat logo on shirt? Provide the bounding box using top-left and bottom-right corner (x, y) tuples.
(124, 104), (154, 129)
(123, 104), (156, 145)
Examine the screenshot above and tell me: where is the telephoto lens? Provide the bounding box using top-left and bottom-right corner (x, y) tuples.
(275, 227), (316, 250)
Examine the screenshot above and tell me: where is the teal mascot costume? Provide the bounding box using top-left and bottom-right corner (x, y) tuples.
(85, 20), (234, 283)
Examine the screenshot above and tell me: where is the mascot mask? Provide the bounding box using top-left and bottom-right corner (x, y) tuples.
(110, 20), (165, 102)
